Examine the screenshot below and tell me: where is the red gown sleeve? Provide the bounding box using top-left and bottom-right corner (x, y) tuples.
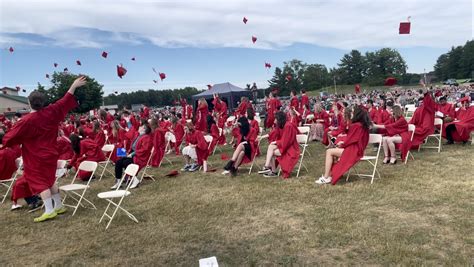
(340, 123), (364, 148)
(276, 123), (296, 153)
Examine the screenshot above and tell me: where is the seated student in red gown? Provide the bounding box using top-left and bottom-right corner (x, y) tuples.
(111, 123), (153, 189)
(207, 115), (219, 154)
(56, 129), (74, 160)
(68, 134), (106, 181)
(310, 103), (330, 142)
(91, 121), (106, 148)
(2, 76), (86, 222)
(0, 131), (21, 181)
(322, 102), (344, 146)
(222, 117), (257, 176)
(171, 115), (185, 155)
(436, 96), (455, 124)
(366, 99), (378, 122)
(108, 120), (127, 163)
(408, 91), (436, 149)
(235, 96), (253, 118)
(258, 111), (300, 179)
(331, 107), (352, 147)
(444, 96), (474, 144)
(316, 105), (370, 185)
(372, 105), (410, 164)
(246, 109), (260, 156)
(290, 90), (299, 111)
(181, 121), (210, 172)
(288, 107), (301, 126)
(265, 92), (281, 129)
(300, 89), (309, 112)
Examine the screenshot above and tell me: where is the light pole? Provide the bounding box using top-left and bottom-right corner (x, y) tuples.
(333, 76), (337, 95)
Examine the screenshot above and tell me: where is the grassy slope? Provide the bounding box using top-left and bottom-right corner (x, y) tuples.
(0, 139), (472, 266)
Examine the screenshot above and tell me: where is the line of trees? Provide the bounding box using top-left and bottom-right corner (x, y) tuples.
(268, 48), (413, 95)
(434, 40), (474, 80)
(103, 87), (201, 108)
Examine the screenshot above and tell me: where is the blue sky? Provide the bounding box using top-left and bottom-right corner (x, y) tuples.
(0, 0), (472, 96)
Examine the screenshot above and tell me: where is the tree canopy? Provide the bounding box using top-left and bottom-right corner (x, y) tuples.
(434, 40), (474, 80)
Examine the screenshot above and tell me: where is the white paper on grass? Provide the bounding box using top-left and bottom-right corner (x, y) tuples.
(199, 256), (218, 267)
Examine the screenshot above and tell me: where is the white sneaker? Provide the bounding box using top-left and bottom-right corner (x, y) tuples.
(110, 180), (121, 189)
(11, 203), (23, 210)
(315, 176), (332, 184)
(129, 176), (140, 189)
(221, 170), (230, 175)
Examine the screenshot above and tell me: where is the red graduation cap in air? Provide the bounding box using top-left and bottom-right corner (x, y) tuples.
(131, 57), (136, 61)
(63, 68), (69, 72)
(114, 91), (118, 94)
(399, 16), (411, 34)
(9, 47), (14, 53)
(54, 63), (58, 67)
(153, 80), (158, 84)
(15, 86), (20, 91)
(285, 74), (292, 81)
(243, 17), (248, 24)
(252, 36), (257, 43)
(384, 77), (397, 86)
(22, 89), (26, 93)
(265, 62), (272, 69)
(102, 51), (108, 58)
(207, 84), (212, 90)
(355, 84), (361, 94)
(46, 74), (50, 79)
(117, 64), (127, 79)
(76, 60), (82, 66)
(159, 72), (166, 81)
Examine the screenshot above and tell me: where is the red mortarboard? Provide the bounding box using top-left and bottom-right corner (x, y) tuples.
(15, 86), (20, 91)
(63, 68), (68, 72)
(9, 47), (14, 53)
(165, 170), (179, 177)
(206, 168), (217, 172)
(114, 91), (118, 94)
(355, 84), (361, 94)
(252, 36), (257, 43)
(117, 64), (127, 78)
(152, 67), (158, 74)
(220, 153), (230, 160)
(399, 17), (411, 34)
(384, 77), (397, 86)
(243, 17), (248, 24)
(435, 90), (442, 97)
(286, 74), (292, 81)
(159, 72), (166, 81)
(336, 102), (343, 110)
(460, 96), (470, 104)
(46, 74), (50, 79)
(54, 63), (58, 67)
(207, 84), (212, 90)
(102, 51), (108, 58)
(265, 62), (272, 69)
(76, 60), (82, 66)
(131, 57), (136, 61)
(22, 89), (26, 93)
(153, 80), (158, 84)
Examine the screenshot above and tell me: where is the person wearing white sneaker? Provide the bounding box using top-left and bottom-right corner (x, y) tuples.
(318, 106), (371, 185)
(129, 176), (140, 189)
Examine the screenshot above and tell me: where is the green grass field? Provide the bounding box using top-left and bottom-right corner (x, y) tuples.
(0, 139), (472, 265)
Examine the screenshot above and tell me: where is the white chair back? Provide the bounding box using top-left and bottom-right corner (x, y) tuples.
(298, 126), (310, 135)
(296, 134), (308, 144)
(124, 164), (139, 177)
(15, 158), (23, 169)
(204, 135), (213, 144)
(434, 118), (443, 126)
(306, 114), (315, 121)
(165, 131), (176, 143)
(78, 161), (98, 172)
(226, 116), (236, 122)
(102, 144), (115, 153)
(368, 134), (383, 144)
(57, 160), (67, 169)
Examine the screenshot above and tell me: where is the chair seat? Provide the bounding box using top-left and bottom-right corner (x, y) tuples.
(361, 156), (378, 160)
(98, 190), (131, 199)
(0, 178), (15, 183)
(427, 134), (440, 137)
(60, 184), (89, 191)
(55, 169), (68, 178)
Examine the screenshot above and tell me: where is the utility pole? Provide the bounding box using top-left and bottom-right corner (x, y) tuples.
(334, 76), (337, 95)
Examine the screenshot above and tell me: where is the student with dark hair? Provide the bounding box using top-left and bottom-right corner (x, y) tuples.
(2, 77), (86, 222)
(207, 115), (219, 153)
(316, 105), (370, 185)
(259, 111), (300, 178)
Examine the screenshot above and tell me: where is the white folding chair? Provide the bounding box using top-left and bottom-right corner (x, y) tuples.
(160, 132), (174, 167)
(295, 134), (310, 177)
(404, 124), (416, 164)
(55, 160), (69, 182)
(346, 134), (382, 184)
(202, 135), (214, 169)
(248, 130), (267, 174)
(419, 118), (443, 153)
(405, 105), (416, 117)
(1, 157), (22, 204)
(59, 161), (98, 216)
(297, 126), (312, 157)
(139, 147), (155, 183)
(212, 128), (224, 155)
(98, 163), (140, 230)
(98, 144), (115, 181)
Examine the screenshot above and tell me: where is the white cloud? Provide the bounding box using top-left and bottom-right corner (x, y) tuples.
(0, 0), (472, 50)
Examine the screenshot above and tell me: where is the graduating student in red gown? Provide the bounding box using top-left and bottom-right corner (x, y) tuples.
(171, 116), (185, 155)
(69, 134), (106, 181)
(107, 120), (127, 163)
(259, 111), (300, 179)
(436, 96), (455, 123)
(195, 98), (209, 132)
(265, 92), (282, 129)
(2, 76), (86, 222)
(223, 117), (257, 176)
(235, 97), (252, 118)
(372, 106), (410, 164)
(181, 121), (210, 172)
(322, 102), (344, 146)
(300, 90), (309, 111)
(207, 115), (220, 154)
(111, 124), (153, 189)
(443, 97), (474, 144)
(409, 92), (436, 148)
(150, 118), (166, 167)
(56, 129), (74, 160)
(310, 103), (330, 141)
(213, 93), (228, 127)
(0, 132), (21, 180)
(316, 105), (370, 185)
(290, 90), (299, 110)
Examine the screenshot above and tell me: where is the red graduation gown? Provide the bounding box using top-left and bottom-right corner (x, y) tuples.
(0, 145), (21, 180)
(385, 117), (411, 161)
(330, 122), (369, 185)
(436, 103), (455, 119)
(151, 128), (166, 167)
(209, 124), (220, 153)
(239, 127), (258, 164)
(173, 122), (185, 155)
(266, 98), (281, 128)
(442, 107), (474, 142)
(300, 94), (309, 110)
(70, 139), (106, 180)
(185, 130), (209, 165)
(2, 93), (78, 194)
(275, 122), (300, 179)
(133, 134), (153, 170)
(56, 136), (74, 160)
(195, 104), (209, 132)
(108, 129), (127, 163)
(408, 93), (435, 148)
(290, 96), (299, 110)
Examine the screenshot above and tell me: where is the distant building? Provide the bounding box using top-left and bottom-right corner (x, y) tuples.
(0, 92), (29, 113)
(0, 87), (20, 96)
